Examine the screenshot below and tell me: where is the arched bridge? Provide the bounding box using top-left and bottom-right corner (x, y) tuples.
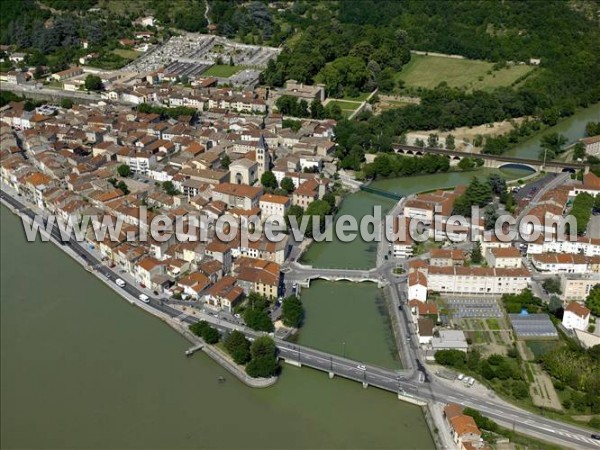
(392, 144), (589, 174)
(283, 263), (385, 287)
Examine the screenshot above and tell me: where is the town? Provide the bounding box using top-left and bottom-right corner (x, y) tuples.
(1, 3), (600, 450)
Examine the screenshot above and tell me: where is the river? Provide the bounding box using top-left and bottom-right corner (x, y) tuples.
(0, 206), (434, 449)
(2, 104), (597, 449)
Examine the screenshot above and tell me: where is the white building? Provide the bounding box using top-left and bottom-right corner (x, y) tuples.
(426, 266), (530, 295)
(530, 253), (592, 274)
(408, 271), (428, 302)
(486, 247), (522, 269)
(259, 193), (290, 225)
(561, 274), (600, 301)
(562, 302), (591, 331)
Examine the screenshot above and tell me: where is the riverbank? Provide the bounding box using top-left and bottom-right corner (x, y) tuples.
(0, 189), (277, 389)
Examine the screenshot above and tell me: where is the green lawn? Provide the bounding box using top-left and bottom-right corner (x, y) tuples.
(112, 48), (140, 60)
(202, 65), (243, 78)
(396, 54), (535, 91)
(339, 92), (371, 102)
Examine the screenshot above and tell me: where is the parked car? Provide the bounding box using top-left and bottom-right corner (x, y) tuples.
(115, 278), (126, 287)
(138, 294), (149, 303)
(591, 434), (600, 440)
(457, 373), (465, 381)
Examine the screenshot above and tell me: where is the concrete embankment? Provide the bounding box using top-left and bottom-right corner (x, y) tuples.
(0, 191), (277, 389)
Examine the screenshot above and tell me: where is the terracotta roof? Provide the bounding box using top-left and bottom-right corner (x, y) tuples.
(409, 270), (427, 287)
(565, 301), (591, 318)
(213, 182), (263, 198)
(449, 414), (481, 438)
(490, 247), (521, 258)
(260, 193), (290, 205)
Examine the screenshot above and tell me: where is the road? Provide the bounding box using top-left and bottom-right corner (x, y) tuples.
(1, 81), (103, 103)
(1, 188), (598, 449)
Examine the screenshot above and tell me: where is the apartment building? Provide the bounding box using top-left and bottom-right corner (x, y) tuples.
(426, 266), (530, 295)
(485, 247), (522, 269)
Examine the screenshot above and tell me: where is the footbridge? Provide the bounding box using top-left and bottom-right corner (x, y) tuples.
(360, 185), (403, 200)
(392, 144), (590, 174)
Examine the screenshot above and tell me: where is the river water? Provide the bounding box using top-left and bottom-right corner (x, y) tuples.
(2, 104), (597, 449)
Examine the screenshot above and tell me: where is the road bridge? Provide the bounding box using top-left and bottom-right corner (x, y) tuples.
(2, 188), (598, 449)
(360, 185), (403, 200)
(392, 144), (589, 174)
(283, 263), (385, 286)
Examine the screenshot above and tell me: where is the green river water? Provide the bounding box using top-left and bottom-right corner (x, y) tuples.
(1, 103), (598, 449)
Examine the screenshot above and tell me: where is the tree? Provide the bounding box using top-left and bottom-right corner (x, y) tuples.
(434, 350), (466, 368)
(457, 157), (476, 171)
(203, 326), (220, 344)
(310, 98), (326, 119)
(220, 154), (231, 169)
(243, 294), (274, 332)
(539, 132), (567, 160)
(445, 134), (456, 150)
(585, 285), (600, 316)
(281, 295), (304, 328)
(414, 138), (425, 148)
(117, 164), (131, 178)
(585, 122), (600, 137)
(280, 177), (295, 193)
(427, 133), (439, 148)
(84, 74), (103, 91)
(261, 171), (278, 190)
(484, 205), (499, 230)
(60, 98), (73, 109)
(543, 277), (562, 294)
(116, 181), (129, 195)
(573, 142), (586, 161)
(470, 242), (483, 264)
(224, 330), (251, 365)
(246, 336), (278, 378)
(487, 174), (507, 196)
(162, 181), (180, 196)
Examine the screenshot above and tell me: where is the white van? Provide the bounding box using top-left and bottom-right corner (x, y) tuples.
(138, 294), (149, 303)
(115, 278), (126, 287)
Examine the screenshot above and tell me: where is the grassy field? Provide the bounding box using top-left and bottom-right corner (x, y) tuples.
(112, 49), (140, 60)
(396, 54), (535, 91)
(326, 99), (361, 117)
(202, 65), (243, 78)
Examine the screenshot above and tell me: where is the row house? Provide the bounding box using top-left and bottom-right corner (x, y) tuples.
(235, 258), (281, 299)
(530, 253), (600, 274)
(485, 246), (522, 269)
(212, 183), (263, 210)
(203, 276), (244, 312)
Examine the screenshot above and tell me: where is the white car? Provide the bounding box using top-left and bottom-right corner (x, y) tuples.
(457, 373), (465, 381)
(138, 294), (149, 303)
(234, 313), (241, 319)
(356, 364), (367, 371)
(115, 278), (126, 287)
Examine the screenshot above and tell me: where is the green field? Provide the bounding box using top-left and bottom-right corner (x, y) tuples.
(396, 54), (535, 91)
(112, 49), (140, 60)
(202, 65), (243, 78)
(327, 99), (361, 117)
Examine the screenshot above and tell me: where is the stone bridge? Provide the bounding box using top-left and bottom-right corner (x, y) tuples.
(392, 144), (589, 174)
(283, 263), (385, 287)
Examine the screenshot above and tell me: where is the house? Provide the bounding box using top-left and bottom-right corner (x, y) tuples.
(259, 193), (290, 224)
(485, 246), (522, 269)
(292, 178), (327, 208)
(203, 276), (244, 312)
(177, 271), (210, 299)
(417, 318), (434, 345)
(430, 248), (466, 267)
(51, 66), (83, 82)
(580, 135), (600, 157)
(562, 302), (591, 331)
(212, 183), (263, 210)
(235, 258), (280, 299)
(408, 270), (428, 302)
(443, 404), (483, 449)
(135, 256), (165, 288)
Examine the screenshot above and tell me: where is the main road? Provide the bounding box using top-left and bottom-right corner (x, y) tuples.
(1, 188), (598, 449)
